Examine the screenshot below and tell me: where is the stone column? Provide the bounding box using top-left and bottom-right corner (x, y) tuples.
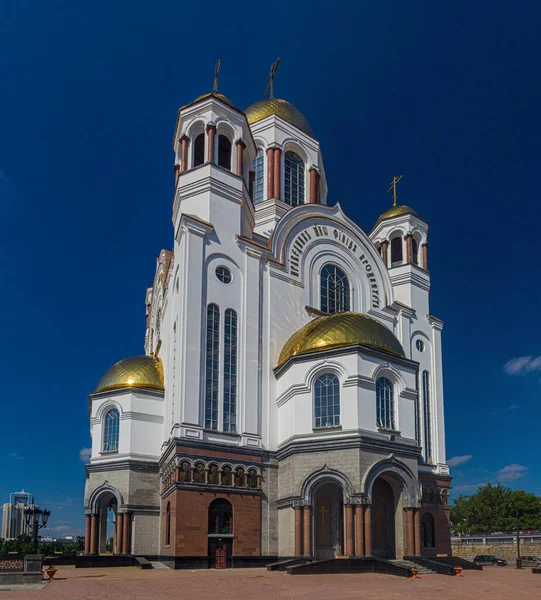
(122, 512), (131, 554)
(405, 233), (413, 264)
(355, 505), (364, 557)
(380, 240), (389, 267)
(174, 164), (180, 184)
(236, 139), (246, 176)
(206, 124), (216, 163)
(345, 504), (354, 556)
(422, 243), (428, 271)
(309, 168), (320, 204)
(294, 507), (303, 556)
(405, 508), (415, 556)
(84, 514), (91, 554)
(267, 148), (275, 199)
(89, 514), (99, 554)
(363, 505), (372, 557)
(303, 506), (312, 557)
(116, 513), (124, 555)
(180, 135), (189, 172)
(273, 147), (281, 201)
(414, 509), (421, 555)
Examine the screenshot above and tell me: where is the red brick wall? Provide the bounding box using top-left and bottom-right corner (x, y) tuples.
(420, 508), (451, 556)
(160, 489), (261, 557)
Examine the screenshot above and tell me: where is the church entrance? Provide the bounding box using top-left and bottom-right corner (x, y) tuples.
(371, 477), (396, 559)
(313, 482), (343, 559)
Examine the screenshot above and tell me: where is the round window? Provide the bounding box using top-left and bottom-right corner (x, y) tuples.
(416, 339), (425, 353)
(215, 266), (232, 284)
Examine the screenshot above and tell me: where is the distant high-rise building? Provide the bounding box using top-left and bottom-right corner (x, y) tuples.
(1, 490), (34, 539)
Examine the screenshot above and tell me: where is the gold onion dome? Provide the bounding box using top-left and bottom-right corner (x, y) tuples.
(244, 98), (314, 138)
(96, 356), (165, 393)
(185, 92), (238, 110)
(278, 312), (405, 368)
(374, 205), (419, 229)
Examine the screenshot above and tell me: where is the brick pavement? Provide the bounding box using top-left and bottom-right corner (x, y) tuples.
(4, 565), (541, 600)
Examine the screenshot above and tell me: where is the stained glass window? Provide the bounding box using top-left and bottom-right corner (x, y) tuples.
(284, 151), (305, 206)
(205, 304), (220, 430)
(321, 264), (350, 313)
(223, 309), (238, 433)
(103, 408), (119, 452)
(314, 374), (340, 428)
(376, 377), (395, 430)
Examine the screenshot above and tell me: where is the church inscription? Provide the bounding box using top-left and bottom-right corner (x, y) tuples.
(289, 225), (381, 308)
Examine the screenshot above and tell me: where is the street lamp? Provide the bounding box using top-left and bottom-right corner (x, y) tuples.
(24, 507), (51, 554)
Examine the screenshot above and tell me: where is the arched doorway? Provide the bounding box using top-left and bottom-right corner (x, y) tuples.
(371, 477), (396, 559)
(313, 481), (343, 559)
(208, 499), (233, 567)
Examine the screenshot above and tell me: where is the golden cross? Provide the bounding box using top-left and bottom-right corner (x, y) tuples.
(264, 58), (281, 98)
(213, 59), (221, 94)
(387, 175), (403, 206)
(318, 505), (328, 533)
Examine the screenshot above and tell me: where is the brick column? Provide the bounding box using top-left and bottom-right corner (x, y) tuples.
(267, 148), (274, 199)
(116, 514), (124, 555)
(405, 508), (415, 556)
(89, 514), (99, 554)
(179, 135), (189, 172)
(174, 164), (180, 185)
(309, 168), (320, 204)
(345, 504), (354, 556)
(414, 508), (421, 555)
(206, 124), (216, 163)
(236, 139), (246, 176)
(303, 506), (312, 556)
(122, 512), (131, 554)
(273, 148), (282, 201)
(422, 243), (428, 271)
(84, 514), (91, 554)
(355, 505), (364, 556)
(380, 240), (389, 267)
(363, 505), (372, 557)
(405, 233), (413, 264)
(294, 507), (303, 556)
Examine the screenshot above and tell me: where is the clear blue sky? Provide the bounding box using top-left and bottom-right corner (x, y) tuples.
(1, 1), (540, 537)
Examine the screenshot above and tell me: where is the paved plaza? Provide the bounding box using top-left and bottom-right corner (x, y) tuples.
(3, 565), (540, 600)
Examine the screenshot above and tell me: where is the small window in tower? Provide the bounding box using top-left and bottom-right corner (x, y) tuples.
(215, 266), (232, 284)
(284, 151), (305, 206)
(193, 133), (205, 167)
(252, 149), (264, 204)
(416, 339), (425, 353)
(390, 237), (403, 266)
(412, 238), (419, 265)
(218, 135), (232, 170)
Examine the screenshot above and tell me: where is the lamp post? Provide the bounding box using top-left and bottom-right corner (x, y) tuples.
(24, 507), (51, 554)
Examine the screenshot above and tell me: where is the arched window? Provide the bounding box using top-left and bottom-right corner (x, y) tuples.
(423, 370), (432, 460)
(376, 377), (395, 430)
(208, 499), (233, 534)
(205, 304), (220, 430)
(180, 460), (192, 483)
(412, 238), (419, 265)
(252, 149), (264, 204)
(320, 264), (351, 314)
(421, 513), (435, 548)
(208, 464), (219, 485)
(221, 466), (233, 486)
(314, 374), (340, 428)
(284, 151), (305, 206)
(218, 135), (232, 170)
(390, 237), (403, 266)
(165, 502), (171, 546)
(193, 133), (205, 167)
(234, 467), (245, 487)
(247, 468), (258, 488)
(103, 408), (120, 452)
(193, 463), (206, 484)
(223, 309), (238, 433)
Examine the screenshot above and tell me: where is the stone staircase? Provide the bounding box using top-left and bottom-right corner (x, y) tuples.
(390, 559), (436, 574)
(150, 561), (171, 569)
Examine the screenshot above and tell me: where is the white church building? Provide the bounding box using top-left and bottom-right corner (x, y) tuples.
(83, 87), (451, 567)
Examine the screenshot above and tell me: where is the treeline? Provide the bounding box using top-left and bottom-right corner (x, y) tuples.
(0, 534), (84, 557)
(451, 483), (541, 535)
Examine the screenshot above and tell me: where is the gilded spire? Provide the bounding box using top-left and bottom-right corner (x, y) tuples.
(264, 58), (281, 98)
(387, 175), (403, 207)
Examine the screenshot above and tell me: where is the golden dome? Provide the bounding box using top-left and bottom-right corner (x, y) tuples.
(373, 205), (420, 229)
(96, 356), (164, 393)
(278, 312), (404, 368)
(245, 98), (314, 138)
(193, 92), (237, 110)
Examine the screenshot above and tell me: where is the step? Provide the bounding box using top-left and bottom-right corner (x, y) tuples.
(390, 560), (435, 574)
(150, 561), (171, 569)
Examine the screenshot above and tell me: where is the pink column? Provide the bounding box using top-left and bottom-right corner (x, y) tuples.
(355, 505), (364, 556)
(303, 506), (312, 556)
(294, 507), (303, 556)
(179, 135), (189, 172)
(364, 505), (372, 557)
(206, 124), (216, 163)
(273, 148), (282, 201)
(422, 243), (428, 271)
(267, 148), (275, 199)
(236, 139), (246, 176)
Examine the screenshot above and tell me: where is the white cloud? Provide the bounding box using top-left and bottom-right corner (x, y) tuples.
(447, 455), (473, 467)
(79, 448), (91, 462)
(496, 463), (528, 481)
(504, 356), (541, 375)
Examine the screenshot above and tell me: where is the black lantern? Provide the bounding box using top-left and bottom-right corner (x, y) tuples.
(24, 506), (51, 553)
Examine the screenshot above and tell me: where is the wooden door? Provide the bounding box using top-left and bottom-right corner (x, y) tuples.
(215, 544), (226, 569)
